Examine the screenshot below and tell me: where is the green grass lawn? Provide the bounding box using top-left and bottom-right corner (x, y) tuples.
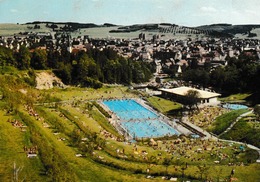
(45, 85), (136, 101)
(0, 110), (48, 182)
(146, 96), (182, 114)
(221, 118), (260, 148)
(90, 107), (123, 139)
(17, 108), (155, 181)
(208, 109), (248, 135)
(219, 93), (251, 103)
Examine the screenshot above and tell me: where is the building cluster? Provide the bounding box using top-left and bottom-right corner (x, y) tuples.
(1, 31), (260, 74)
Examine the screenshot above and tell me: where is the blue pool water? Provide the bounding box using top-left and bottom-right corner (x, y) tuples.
(103, 99), (158, 121)
(121, 119), (179, 138)
(103, 99), (179, 138)
(222, 103), (248, 110)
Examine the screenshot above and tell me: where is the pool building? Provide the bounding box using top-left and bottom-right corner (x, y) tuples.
(160, 86), (221, 106)
(101, 99), (187, 140)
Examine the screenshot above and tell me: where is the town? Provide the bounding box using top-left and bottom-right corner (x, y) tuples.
(1, 23), (260, 82)
(0, 20), (260, 182)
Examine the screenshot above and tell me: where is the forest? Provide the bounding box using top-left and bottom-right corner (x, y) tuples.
(1, 45), (260, 104)
(0, 46), (154, 88)
(181, 53), (260, 104)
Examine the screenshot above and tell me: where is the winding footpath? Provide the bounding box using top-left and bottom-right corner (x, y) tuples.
(218, 110), (254, 137)
(181, 110), (260, 163)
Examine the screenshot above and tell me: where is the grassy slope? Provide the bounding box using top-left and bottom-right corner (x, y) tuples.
(18, 109), (152, 182)
(45, 86), (136, 101)
(0, 110), (48, 181)
(208, 109), (248, 135)
(146, 96), (182, 114)
(219, 93), (251, 103)
(221, 118), (260, 148)
(0, 69), (259, 181)
(0, 23), (203, 40)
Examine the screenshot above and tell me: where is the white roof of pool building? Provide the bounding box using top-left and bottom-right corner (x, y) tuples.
(160, 86), (221, 99)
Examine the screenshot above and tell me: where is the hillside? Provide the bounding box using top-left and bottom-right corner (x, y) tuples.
(197, 23), (260, 38)
(1, 22), (260, 39)
(0, 67), (260, 181)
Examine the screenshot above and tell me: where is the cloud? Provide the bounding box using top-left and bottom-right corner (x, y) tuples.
(200, 6), (217, 13)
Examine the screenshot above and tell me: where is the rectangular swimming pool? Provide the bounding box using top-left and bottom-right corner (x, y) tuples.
(102, 99), (179, 139)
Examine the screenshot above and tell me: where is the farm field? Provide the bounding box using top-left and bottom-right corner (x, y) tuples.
(0, 23), (206, 40)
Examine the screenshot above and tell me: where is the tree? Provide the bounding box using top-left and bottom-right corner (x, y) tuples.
(132, 61), (152, 83)
(210, 67), (226, 92)
(180, 163), (188, 178)
(47, 49), (61, 68)
(54, 62), (72, 84)
(31, 49), (48, 69)
(72, 53), (103, 88)
(162, 158), (172, 176)
(182, 69), (210, 87)
(16, 45), (31, 70)
(182, 90), (200, 110)
(73, 53), (100, 85)
(196, 164), (210, 180)
(0, 46), (15, 68)
(70, 128), (82, 147)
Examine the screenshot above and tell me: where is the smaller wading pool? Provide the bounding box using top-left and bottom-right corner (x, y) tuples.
(222, 103), (248, 110)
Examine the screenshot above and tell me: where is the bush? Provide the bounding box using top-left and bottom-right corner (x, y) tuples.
(23, 77), (36, 87)
(81, 77), (103, 89)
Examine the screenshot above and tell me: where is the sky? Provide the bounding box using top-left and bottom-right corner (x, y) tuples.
(0, 0), (260, 27)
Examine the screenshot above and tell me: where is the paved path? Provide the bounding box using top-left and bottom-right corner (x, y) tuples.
(181, 116), (217, 140)
(181, 111), (260, 163)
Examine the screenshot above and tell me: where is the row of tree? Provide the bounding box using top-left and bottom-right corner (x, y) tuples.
(0, 46), (154, 88)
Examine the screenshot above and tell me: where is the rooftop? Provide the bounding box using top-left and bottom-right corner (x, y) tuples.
(160, 86), (221, 99)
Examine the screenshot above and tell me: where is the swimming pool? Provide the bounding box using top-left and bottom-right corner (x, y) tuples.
(222, 103), (248, 110)
(102, 99), (179, 139)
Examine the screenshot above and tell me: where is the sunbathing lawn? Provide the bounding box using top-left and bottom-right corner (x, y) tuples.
(146, 96), (182, 114)
(0, 110), (48, 181)
(219, 93), (251, 103)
